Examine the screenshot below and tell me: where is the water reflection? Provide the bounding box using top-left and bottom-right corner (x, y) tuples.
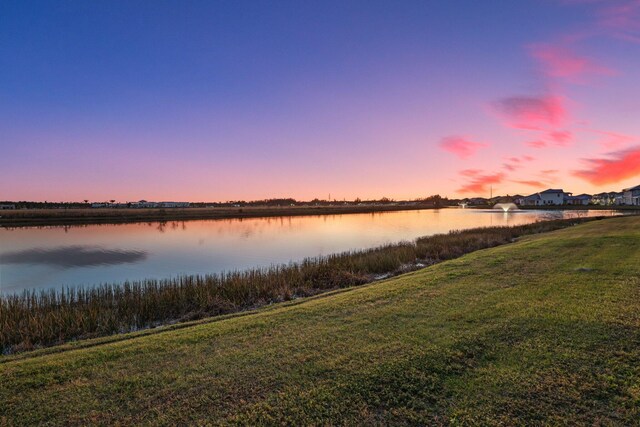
(0, 208), (625, 294)
(1, 246), (147, 268)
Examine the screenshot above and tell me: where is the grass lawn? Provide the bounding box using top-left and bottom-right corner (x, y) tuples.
(2, 216), (640, 425)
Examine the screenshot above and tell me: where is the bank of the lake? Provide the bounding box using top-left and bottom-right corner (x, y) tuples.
(2, 215), (639, 424)
(0, 204), (441, 227)
(1, 217), (601, 353)
(1, 208), (619, 294)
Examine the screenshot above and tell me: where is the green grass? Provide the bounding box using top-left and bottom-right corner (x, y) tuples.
(1, 216), (640, 425)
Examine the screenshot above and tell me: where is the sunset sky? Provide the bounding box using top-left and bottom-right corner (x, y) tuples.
(2, 0), (640, 202)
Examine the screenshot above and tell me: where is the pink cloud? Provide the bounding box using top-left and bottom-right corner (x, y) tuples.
(541, 169), (559, 174)
(573, 146), (640, 185)
(439, 136), (488, 159)
(459, 169), (482, 177)
(526, 140), (549, 149)
(503, 163), (518, 172)
(513, 180), (547, 188)
(522, 155), (535, 161)
(494, 95), (566, 129)
(548, 130), (573, 146)
(589, 129), (636, 149)
(597, 1), (640, 33)
(457, 172), (505, 194)
(529, 43), (614, 82)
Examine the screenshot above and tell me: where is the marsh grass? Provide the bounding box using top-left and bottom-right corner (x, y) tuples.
(0, 217), (600, 353)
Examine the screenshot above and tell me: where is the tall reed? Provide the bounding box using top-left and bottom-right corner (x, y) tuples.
(0, 217), (600, 354)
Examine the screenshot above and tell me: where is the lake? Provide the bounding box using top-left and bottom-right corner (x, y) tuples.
(0, 208), (622, 294)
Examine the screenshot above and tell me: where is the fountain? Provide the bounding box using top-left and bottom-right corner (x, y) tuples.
(493, 202), (519, 212)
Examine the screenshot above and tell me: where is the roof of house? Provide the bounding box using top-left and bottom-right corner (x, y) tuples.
(623, 184), (640, 191)
(523, 193), (542, 200)
(573, 194), (592, 199)
(540, 188), (565, 194)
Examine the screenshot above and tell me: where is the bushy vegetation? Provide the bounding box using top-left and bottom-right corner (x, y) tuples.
(0, 217), (599, 354)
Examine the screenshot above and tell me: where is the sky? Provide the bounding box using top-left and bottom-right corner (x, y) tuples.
(2, 0), (640, 202)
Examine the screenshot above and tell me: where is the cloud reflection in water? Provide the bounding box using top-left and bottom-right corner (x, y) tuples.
(0, 246), (148, 268)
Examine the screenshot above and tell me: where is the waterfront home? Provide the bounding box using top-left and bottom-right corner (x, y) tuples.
(0, 204), (16, 210)
(623, 185), (640, 205)
(593, 192), (618, 205)
(516, 189), (572, 206)
(516, 194), (543, 206)
(159, 202), (190, 208)
(467, 197), (489, 206)
(131, 200), (159, 208)
(569, 194), (592, 206)
(539, 189), (572, 205)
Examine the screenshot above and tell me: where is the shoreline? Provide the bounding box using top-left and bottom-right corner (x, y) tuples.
(1, 216), (604, 354)
(0, 204), (441, 228)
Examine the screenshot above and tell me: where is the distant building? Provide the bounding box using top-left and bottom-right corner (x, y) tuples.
(539, 189), (572, 205)
(0, 204), (16, 210)
(517, 193), (542, 206)
(592, 192), (618, 205)
(131, 200), (159, 208)
(517, 189), (572, 206)
(467, 197), (488, 206)
(159, 202), (190, 208)
(623, 185), (640, 205)
(568, 194), (592, 206)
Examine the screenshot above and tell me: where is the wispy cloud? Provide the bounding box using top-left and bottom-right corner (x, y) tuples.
(528, 43), (614, 82)
(439, 136), (488, 159)
(493, 95), (566, 130)
(457, 171), (505, 194)
(548, 130), (573, 146)
(588, 129), (636, 149)
(513, 180), (547, 188)
(526, 140), (549, 149)
(573, 146), (640, 185)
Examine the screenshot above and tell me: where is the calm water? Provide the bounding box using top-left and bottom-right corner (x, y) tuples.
(0, 208), (621, 294)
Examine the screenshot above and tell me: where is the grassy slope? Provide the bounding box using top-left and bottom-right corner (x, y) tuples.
(2, 216), (640, 425)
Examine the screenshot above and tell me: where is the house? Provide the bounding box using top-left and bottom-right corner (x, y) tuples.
(517, 189), (572, 206)
(592, 192), (618, 205)
(467, 197), (488, 206)
(534, 189), (571, 205)
(131, 200), (159, 208)
(158, 202), (190, 208)
(569, 194), (592, 206)
(516, 193), (542, 206)
(613, 192), (626, 205)
(0, 204), (16, 210)
(623, 185), (640, 205)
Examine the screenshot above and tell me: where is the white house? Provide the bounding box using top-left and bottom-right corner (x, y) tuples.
(516, 189), (572, 206)
(539, 189), (572, 205)
(517, 193), (543, 206)
(623, 185), (640, 205)
(0, 204), (16, 210)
